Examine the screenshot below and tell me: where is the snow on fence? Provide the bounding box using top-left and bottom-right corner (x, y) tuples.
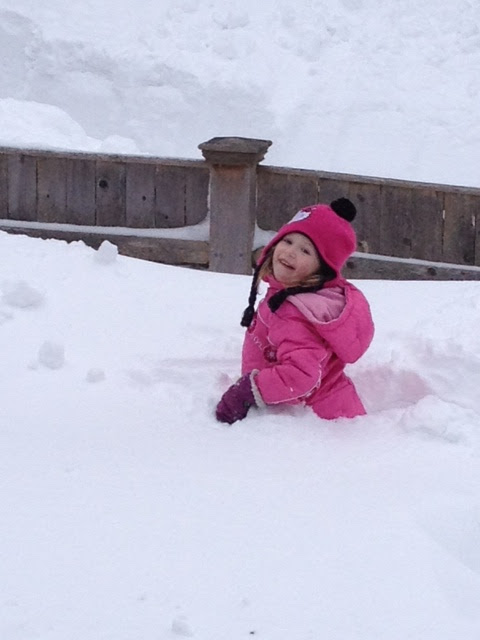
(1, 137), (480, 280)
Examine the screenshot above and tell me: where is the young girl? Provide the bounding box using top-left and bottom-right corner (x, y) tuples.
(215, 197), (374, 424)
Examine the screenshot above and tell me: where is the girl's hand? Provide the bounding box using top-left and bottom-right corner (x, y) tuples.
(215, 374), (256, 424)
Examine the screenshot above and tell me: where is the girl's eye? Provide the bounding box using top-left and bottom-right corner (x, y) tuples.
(301, 247), (311, 255)
(283, 238), (292, 245)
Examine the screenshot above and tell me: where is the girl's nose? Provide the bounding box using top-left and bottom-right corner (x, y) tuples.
(286, 245), (297, 258)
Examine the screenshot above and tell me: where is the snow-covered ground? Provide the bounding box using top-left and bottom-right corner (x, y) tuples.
(1, 0), (479, 186)
(1, 1), (480, 639)
(1, 232), (480, 640)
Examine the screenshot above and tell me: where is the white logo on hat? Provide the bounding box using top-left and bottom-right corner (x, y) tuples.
(288, 209), (311, 224)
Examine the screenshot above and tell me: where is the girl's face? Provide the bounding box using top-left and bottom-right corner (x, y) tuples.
(272, 232), (321, 286)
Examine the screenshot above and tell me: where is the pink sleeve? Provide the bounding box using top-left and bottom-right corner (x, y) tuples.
(252, 314), (330, 406)
(241, 329), (266, 376)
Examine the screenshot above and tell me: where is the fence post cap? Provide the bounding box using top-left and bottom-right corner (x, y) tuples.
(198, 136), (272, 166)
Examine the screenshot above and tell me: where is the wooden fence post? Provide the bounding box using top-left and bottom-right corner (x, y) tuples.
(198, 136), (272, 274)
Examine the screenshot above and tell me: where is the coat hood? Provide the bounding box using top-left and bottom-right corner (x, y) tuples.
(286, 282), (374, 364)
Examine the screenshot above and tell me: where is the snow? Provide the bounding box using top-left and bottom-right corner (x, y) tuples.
(94, 240), (119, 265)
(2, 233), (480, 640)
(1, 0), (480, 186)
(1, 2), (480, 639)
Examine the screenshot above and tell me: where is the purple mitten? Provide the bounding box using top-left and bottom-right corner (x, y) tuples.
(216, 374), (256, 424)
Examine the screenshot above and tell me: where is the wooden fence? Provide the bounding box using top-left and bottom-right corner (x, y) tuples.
(0, 148), (209, 228)
(1, 137), (480, 279)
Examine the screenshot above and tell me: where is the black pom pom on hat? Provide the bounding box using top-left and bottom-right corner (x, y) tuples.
(330, 197), (356, 222)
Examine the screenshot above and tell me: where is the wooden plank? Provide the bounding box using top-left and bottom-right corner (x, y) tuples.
(343, 254), (480, 280)
(185, 166), (209, 225)
(379, 185), (416, 259)
(118, 236), (208, 266)
(0, 154), (7, 216)
(96, 160), (126, 226)
(347, 182), (382, 254)
(409, 188), (444, 262)
(256, 171), (285, 229)
(260, 163), (480, 196)
(256, 170), (318, 230)
(443, 193), (478, 265)
(65, 157), (96, 225)
(37, 157), (68, 223)
(0, 145), (208, 170)
(0, 225), (208, 266)
(154, 166), (187, 228)
(317, 177), (351, 205)
(126, 163), (156, 228)
(7, 154), (37, 221)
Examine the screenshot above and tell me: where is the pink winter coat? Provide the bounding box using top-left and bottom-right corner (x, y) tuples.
(241, 277), (374, 420)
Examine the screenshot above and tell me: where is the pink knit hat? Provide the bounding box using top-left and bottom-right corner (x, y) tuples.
(258, 198), (357, 277)
(241, 198), (357, 328)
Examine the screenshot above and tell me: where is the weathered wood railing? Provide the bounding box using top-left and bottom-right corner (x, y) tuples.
(1, 137), (480, 279)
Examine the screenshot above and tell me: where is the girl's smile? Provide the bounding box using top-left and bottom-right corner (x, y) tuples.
(272, 232), (321, 286)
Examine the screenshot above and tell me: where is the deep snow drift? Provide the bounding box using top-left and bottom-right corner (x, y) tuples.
(1, 231), (480, 639)
(1, 0), (480, 186)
